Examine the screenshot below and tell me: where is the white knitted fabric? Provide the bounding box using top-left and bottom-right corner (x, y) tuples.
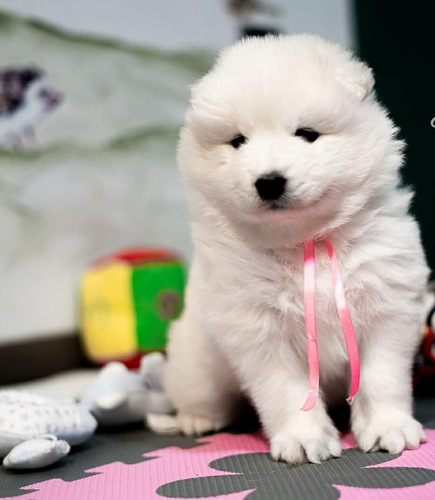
(0, 390), (97, 457)
(0, 390), (79, 437)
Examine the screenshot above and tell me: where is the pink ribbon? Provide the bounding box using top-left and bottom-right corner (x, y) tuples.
(301, 238), (360, 411)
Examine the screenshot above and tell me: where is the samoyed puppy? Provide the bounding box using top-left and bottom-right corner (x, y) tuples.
(163, 34), (429, 464)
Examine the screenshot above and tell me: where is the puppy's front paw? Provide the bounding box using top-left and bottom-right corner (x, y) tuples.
(177, 412), (228, 436)
(353, 411), (427, 453)
(270, 418), (342, 464)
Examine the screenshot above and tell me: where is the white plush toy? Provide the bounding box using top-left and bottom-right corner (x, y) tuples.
(80, 352), (174, 427)
(0, 353), (173, 470)
(0, 390), (97, 469)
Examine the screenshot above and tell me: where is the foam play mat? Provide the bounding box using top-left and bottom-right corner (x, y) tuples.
(1, 406), (434, 500)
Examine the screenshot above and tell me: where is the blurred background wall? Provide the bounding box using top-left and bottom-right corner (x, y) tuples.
(0, 0), (353, 346)
(0, 0), (353, 50)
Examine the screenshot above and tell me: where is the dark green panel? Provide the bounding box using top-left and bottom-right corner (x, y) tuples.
(354, 1), (435, 276)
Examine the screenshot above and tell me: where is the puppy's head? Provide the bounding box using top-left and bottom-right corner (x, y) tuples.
(179, 35), (403, 247)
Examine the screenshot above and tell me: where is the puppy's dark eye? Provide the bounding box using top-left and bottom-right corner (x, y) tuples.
(230, 134), (247, 149)
(295, 128), (320, 143)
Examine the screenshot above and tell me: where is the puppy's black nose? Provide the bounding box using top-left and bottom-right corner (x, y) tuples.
(255, 173), (287, 201)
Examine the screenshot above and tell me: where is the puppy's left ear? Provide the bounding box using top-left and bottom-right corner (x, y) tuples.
(333, 60), (374, 101)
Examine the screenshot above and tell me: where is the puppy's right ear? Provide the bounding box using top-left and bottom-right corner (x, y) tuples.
(333, 60), (374, 101)
(187, 76), (226, 126)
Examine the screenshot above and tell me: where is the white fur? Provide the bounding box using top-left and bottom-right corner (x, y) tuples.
(164, 35), (429, 464)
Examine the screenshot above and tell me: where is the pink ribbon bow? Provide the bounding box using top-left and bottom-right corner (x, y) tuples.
(301, 238), (360, 411)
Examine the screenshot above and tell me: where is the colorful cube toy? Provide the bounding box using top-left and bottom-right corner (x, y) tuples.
(80, 248), (186, 368)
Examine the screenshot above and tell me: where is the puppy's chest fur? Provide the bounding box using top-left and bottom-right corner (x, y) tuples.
(195, 243), (361, 370)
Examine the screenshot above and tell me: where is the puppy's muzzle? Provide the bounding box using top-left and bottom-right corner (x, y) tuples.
(255, 173), (287, 201)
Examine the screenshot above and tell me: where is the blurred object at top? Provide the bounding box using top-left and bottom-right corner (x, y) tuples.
(226, 0), (282, 38)
(0, 66), (62, 148)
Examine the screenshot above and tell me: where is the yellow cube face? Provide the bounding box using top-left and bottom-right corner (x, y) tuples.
(81, 263), (136, 361)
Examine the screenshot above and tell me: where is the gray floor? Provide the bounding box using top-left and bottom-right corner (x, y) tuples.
(0, 398), (434, 499)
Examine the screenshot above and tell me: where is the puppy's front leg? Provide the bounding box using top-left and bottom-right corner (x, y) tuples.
(351, 317), (427, 453)
(164, 310), (242, 436)
(234, 350), (342, 464)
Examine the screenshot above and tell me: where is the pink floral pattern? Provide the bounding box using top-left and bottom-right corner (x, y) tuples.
(1, 430), (434, 500)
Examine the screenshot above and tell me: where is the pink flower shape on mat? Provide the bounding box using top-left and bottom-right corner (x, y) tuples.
(1, 430), (434, 500)
(0, 433), (268, 500)
(335, 429), (435, 500)
(158, 432), (435, 500)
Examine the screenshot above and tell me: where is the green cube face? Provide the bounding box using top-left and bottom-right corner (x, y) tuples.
(132, 261), (186, 351)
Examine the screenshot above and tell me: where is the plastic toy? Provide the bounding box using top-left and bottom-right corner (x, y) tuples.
(0, 390), (97, 469)
(80, 248), (186, 368)
(81, 352), (174, 427)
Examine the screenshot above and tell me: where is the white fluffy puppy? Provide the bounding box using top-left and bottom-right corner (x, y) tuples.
(164, 35), (429, 464)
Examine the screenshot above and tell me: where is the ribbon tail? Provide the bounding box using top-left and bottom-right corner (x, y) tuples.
(323, 237), (360, 404)
(301, 240), (320, 411)
(301, 337), (320, 411)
